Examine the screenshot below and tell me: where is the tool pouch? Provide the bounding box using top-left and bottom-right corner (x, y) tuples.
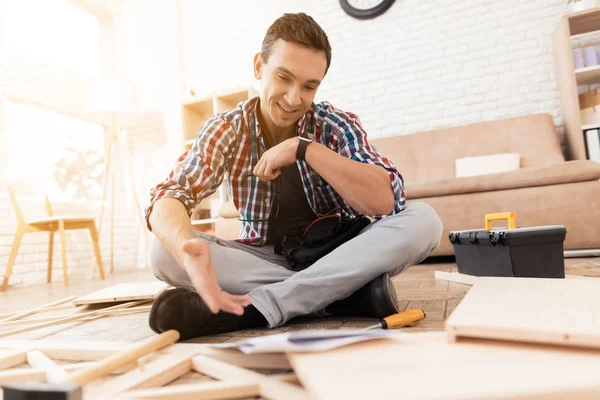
(276, 214), (371, 272)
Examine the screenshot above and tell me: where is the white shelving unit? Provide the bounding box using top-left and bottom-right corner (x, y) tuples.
(181, 87), (257, 229)
(575, 65), (600, 85)
(554, 5), (600, 160)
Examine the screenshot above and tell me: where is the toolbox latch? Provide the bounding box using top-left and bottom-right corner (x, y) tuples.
(449, 232), (461, 244)
(468, 231), (478, 244)
(498, 231), (507, 246)
(489, 231), (498, 246)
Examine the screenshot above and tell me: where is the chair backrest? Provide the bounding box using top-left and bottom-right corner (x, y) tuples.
(4, 183), (54, 225)
(45, 196), (54, 217)
(5, 182), (25, 225)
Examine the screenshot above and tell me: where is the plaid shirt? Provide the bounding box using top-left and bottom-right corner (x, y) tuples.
(145, 97), (406, 245)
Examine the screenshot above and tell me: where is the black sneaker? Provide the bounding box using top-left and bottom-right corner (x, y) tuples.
(149, 288), (266, 340)
(325, 273), (399, 319)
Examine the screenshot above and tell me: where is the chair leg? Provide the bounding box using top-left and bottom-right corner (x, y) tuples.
(47, 232), (54, 283)
(88, 224), (105, 280)
(58, 220), (68, 287)
(1, 228), (25, 291)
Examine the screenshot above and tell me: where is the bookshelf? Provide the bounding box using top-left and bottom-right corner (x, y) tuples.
(181, 87), (257, 229)
(553, 6), (600, 160)
(181, 87), (257, 150)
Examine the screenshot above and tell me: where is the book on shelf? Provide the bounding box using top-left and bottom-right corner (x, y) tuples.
(584, 128), (600, 162)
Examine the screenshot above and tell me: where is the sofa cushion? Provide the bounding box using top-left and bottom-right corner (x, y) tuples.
(455, 153), (521, 177)
(406, 160), (600, 199)
(370, 114), (564, 184)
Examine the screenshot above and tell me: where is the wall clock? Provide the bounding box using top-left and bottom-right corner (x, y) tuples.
(339, 0), (395, 20)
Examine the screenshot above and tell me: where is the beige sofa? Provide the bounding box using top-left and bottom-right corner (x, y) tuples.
(214, 113), (600, 256)
(370, 113), (600, 256)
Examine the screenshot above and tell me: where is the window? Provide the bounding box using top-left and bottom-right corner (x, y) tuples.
(2, 0), (100, 76)
(6, 101), (105, 205)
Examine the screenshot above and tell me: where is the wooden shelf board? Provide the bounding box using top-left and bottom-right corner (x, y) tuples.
(582, 123), (600, 131)
(568, 6), (600, 36)
(184, 98), (214, 114)
(575, 65), (600, 84)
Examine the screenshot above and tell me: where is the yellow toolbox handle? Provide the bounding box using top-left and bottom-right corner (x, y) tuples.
(485, 212), (516, 230)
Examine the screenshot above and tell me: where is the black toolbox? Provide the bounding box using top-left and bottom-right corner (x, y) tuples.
(449, 223), (567, 279)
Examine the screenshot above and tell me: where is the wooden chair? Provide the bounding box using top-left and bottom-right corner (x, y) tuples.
(1, 183), (105, 291)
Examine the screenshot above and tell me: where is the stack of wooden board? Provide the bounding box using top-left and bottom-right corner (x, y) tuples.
(287, 276), (600, 399)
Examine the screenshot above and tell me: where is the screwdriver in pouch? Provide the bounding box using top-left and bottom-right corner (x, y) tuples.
(361, 309), (426, 331)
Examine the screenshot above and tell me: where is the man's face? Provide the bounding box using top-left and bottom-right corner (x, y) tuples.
(254, 39), (327, 134)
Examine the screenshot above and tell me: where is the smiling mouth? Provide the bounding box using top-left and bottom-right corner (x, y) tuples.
(277, 103), (297, 114)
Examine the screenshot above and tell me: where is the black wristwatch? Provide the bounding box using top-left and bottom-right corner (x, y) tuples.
(297, 136), (313, 161)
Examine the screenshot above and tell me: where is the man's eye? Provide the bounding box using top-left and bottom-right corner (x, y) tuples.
(304, 86), (316, 91)
(278, 75), (290, 81)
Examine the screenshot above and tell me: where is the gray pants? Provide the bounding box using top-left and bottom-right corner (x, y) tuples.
(149, 202), (443, 328)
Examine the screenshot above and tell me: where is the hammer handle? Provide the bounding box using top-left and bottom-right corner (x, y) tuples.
(65, 329), (180, 385)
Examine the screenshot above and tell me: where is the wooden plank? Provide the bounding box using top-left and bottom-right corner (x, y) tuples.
(0, 362), (99, 385)
(74, 282), (169, 305)
(120, 381), (260, 399)
(0, 303), (76, 320)
(445, 277), (600, 348)
(0, 349), (29, 370)
(92, 354), (192, 396)
(434, 271), (477, 286)
(0, 367), (45, 385)
(65, 330), (180, 385)
(287, 332), (600, 400)
(0, 340), (132, 361)
(0, 300), (148, 338)
(192, 355), (309, 400)
(0, 306), (152, 327)
(0, 296), (76, 322)
(270, 372), (301, 384)
(26, 350), (68, 383)
(168, 344), (291, 370)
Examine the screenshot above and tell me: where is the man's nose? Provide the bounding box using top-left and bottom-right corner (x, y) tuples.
(284, 85), (302, 107)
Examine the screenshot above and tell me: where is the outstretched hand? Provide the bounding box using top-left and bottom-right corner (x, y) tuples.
(181, 238), (252, 315)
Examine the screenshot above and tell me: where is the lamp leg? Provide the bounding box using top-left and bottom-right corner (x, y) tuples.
(110, 133), (116, 274)
(94, 129), (114, 278)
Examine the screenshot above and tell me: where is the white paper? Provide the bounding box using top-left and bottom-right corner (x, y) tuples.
(210, 329), (405, 354)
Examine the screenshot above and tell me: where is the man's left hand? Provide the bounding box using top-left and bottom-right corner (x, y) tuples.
(253, 137), (299, 180)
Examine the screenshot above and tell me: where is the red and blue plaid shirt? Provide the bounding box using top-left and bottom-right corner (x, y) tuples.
(145, 97), (406, 245)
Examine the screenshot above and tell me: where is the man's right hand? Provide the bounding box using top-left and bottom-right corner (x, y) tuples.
(181, 238), (252, 315)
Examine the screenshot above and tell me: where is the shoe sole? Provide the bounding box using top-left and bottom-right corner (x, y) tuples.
(148, 288), (183, 334)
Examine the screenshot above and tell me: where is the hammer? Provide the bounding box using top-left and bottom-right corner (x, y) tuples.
(2, 329), (180, 400)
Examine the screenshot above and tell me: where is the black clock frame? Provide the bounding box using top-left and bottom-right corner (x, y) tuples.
(339, 0), (395, 20)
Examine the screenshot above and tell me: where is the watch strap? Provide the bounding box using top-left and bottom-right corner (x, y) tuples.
(297, 136), (313, 161)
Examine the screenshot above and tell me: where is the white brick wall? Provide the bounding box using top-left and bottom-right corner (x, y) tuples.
(179, 0), (567, 143)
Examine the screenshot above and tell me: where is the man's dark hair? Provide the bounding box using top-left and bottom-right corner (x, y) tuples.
(261, 13), (332, 75)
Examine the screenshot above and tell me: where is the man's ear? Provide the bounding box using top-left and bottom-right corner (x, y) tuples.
(253, 52), (263, 80)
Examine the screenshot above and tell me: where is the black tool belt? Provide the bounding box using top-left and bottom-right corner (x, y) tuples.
(275, 214), (371, 271)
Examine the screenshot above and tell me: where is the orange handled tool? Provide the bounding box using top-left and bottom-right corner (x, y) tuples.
(362, 309), (426, 331)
